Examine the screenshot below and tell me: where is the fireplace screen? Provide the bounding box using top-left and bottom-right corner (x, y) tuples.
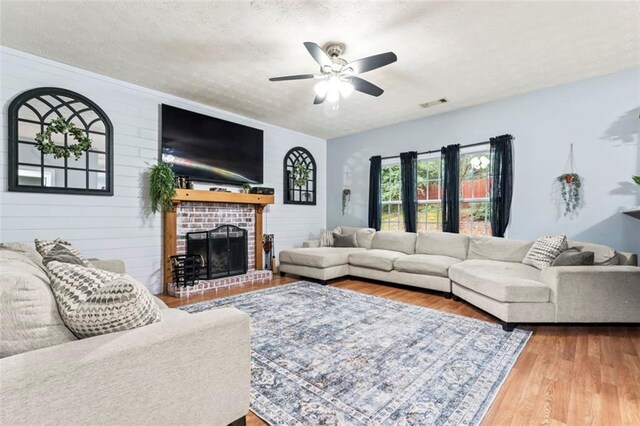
(186, 225), (248, 280)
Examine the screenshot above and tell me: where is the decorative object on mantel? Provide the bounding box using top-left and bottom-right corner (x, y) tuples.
(7, 87), (113, 195)
(283, 146), (316, 205)
(241, 183), (252, 194)
(556, 143), (582, 216)
(263, 234), (274, 270)
(149, 162), (177, 213)
(35, 117), (92, 159)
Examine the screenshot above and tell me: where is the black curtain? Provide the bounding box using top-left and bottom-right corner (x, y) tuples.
(441, 144), (460, 233)
(400, 151), (418, 232)
(490, 135), (513, 237)
(368, 156), (382, 230)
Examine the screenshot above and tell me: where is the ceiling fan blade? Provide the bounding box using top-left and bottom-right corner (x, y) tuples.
(349, 76), (384, 97)
(348, 52), (397, 74)
(304, 42), (332, 67)
(313, 93), (326, 105)
(269, 74), (316, 82)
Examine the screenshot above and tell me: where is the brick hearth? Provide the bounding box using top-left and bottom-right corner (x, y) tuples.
(167, 201), (272, 297)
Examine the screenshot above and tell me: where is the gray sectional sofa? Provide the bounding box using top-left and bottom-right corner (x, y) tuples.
(279, 227), (640, 329)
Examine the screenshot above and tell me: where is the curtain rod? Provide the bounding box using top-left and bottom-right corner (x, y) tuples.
(378, 140), (489, 161)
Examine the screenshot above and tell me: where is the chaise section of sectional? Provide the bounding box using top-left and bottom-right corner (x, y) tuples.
(279, 247), (365, 282)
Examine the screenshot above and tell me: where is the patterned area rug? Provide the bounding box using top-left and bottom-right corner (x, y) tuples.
(181, 282), (531, 425)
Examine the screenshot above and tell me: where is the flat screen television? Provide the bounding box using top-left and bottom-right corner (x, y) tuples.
(161, 104), (264, 185)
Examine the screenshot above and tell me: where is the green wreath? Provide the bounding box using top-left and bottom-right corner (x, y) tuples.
(35, 117), (92, 159)
(292, 161), (310, 187)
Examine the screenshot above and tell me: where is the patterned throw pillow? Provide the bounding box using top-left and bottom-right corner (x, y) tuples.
(45, 261), (161, 338)
(523, 235), (568, 269)
(34, 238), (91, 266)
(319, 229), (334, 247)
(42, 243), (87, 267)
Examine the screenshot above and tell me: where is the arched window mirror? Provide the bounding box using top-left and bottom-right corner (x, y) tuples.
(283, 147), (316, 205)
(7, 87), (114, 195)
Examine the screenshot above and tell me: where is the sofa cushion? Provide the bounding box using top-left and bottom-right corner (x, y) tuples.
(0, 247), (77, 358)
(34, 238), (91, 266)
(415, 231), (470, 259)
(332, 232), (358, 248)
(552, 248), (595, 266)
(449, 259), (549, 303)
(393, 254), (463, 277)
(46, 261), (161, 339)
(371, 231), (417, 254)
(335, 226), (376, 249)
(279, 247), (365, 268)
(468, 236), (533, 263)
(568, 240), (618, 265)
(522, 235), (568, 269)
(348, 249), (407, 272)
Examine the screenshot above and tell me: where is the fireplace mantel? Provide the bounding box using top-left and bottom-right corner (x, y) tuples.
(163, 189), (275, 293)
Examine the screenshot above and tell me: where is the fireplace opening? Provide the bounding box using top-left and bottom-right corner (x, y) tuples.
(186, 225), (248, 279)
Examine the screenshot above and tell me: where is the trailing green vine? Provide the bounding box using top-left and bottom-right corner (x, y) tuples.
(292, 161), (310, 187)
(557, 173), (581, 216)
(35, 117), (92, 159)
(149, 162), (177, 213)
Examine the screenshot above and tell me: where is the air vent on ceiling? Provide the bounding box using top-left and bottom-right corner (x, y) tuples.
(420, 98), (448, 108)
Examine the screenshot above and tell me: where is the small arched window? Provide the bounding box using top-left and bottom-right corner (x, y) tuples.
(8, 87), (113, 195)
(283, 147), (316, 205)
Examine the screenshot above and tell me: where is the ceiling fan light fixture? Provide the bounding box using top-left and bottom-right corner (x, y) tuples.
(339, 80), (354, 98)
(314, 80), (329, 97)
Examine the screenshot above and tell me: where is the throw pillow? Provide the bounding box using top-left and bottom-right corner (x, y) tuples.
(552, 248), (595, 266)
(42, 243), (87, 267)
(319, 229), (334, 247)
(522, 235), (568, 269)
(332, 232), (357, 248)
(34, 238), (91, 266)
(45, 261), (161, 339)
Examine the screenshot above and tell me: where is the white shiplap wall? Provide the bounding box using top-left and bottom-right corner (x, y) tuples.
(0, 47), (327, 294)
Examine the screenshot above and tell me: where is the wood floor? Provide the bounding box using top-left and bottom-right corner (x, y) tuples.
(159, 276), (640, 426)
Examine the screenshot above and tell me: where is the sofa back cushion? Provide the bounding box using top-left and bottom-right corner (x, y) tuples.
(0, 245), (77, 358)
(567, 240), (618, 265)
(468, 236), (533, 263)
(371, 231), (417, 254)
(335, 226), (376, 249)
(416, 231), (470, 259)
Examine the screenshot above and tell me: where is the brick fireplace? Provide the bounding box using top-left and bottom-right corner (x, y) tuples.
(163, 190), (275, 297)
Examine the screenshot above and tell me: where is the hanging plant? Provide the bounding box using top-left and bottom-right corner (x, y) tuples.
(342, 188), (351, 215)
(557, 173), (581, 216)
(35, 117), (92, 159)
(292, 161), (310, 187)
(633, 176), (640, 186)
(149, 162), (177, 213)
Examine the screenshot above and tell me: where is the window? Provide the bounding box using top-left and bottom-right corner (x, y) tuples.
(416, 155), (442, 232)
(7, 88), (113, 195)
(380, 147), (492, 236)
(459, 149), (492, 236)
(381, 162), (403, 231)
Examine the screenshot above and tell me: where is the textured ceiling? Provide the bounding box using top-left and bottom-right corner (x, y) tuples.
(1, 1), (639, 139)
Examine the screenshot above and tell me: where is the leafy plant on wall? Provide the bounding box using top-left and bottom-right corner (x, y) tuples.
(633, 176), (640, 186)
(557, 173), (582, 216)
(149, 162), (176, 213)
(556, 144), (581, 216)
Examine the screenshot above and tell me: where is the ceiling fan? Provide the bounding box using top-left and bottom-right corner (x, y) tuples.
(269, 42), (397, 105)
